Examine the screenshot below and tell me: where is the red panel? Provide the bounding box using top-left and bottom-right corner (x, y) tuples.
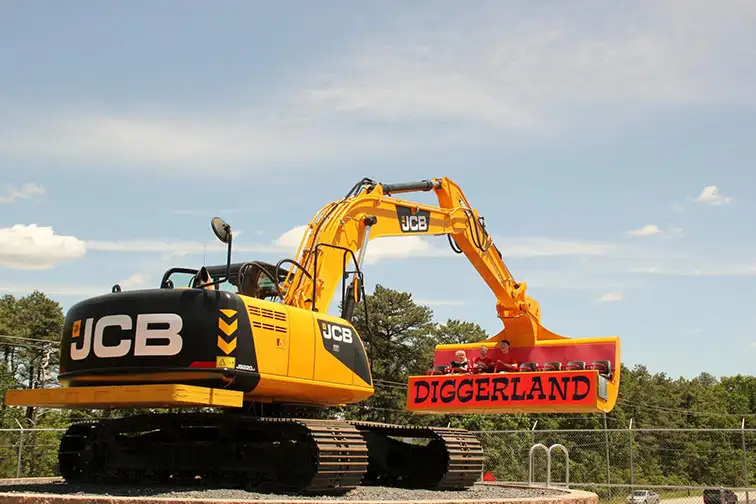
(407, 370), (597, 410)
(189, 361), (216, 368)
(433, 342), (616, 369)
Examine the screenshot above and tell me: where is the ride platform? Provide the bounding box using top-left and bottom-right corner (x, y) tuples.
(409, 335), (621, 414)
(406, 369), (616, 414)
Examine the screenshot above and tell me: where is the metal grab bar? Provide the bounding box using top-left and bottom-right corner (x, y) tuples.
(529, 443), (570, 488)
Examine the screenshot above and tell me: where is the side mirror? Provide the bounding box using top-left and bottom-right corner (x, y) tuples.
(201, 216), (233, 288)
(211, 217), (232, 244)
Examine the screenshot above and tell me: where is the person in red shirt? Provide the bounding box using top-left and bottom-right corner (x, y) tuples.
(493, 339), (519, 372)
(472, 345), (496, 373)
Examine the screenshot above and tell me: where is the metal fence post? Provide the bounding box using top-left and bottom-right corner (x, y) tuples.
(603, 413), (611, 498)
(629, 418), (635, 494)
(14, 419), (24, 478)
(742, 418), (750, 504)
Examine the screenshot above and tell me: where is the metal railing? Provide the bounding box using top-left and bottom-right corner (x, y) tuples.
(529, 443), (570, 488)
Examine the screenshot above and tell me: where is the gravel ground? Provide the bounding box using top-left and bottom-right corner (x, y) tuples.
(0, 480), (566, 501)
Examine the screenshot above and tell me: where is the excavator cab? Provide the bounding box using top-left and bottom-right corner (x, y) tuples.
(161, 261), (291, 300)
(237, 262), (288, 300)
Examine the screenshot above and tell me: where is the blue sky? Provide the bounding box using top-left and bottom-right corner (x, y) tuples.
(1, 0), (755, 380)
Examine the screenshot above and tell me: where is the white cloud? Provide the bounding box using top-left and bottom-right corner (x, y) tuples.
(0, 224), (86, 270)
(118, 273), (151, 289)
(302, 1), (756, 130)
(304, 59), (543, 130)
(1, 2), (754, 172)
(631, 266), (659, 274)
(668, 227), (685, 238)
(0, 111), (421, 173)
(363, 236), (440, 264)
(0, 183), (46, 204)
(0, 222), (282, 271)
(598, 291), (624, 302)
(627, 224), (662, 237)
(695, 185), (732, 206)
(275, 225), (309, 251)
(274, 225), (443, 265)
(625, 225), (683, 239)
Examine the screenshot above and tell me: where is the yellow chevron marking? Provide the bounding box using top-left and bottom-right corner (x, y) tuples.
(218, 318), (238, 336)
(217, 336), (237, 355)
(219, 309), (237, 318)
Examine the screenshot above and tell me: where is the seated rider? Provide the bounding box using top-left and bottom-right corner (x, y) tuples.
(494, 339), (519, 372)
(449, 349), (469, 373)
(472, 345), (496, 373)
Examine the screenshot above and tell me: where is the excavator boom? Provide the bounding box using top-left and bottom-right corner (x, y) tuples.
(282, 177), (553, 348)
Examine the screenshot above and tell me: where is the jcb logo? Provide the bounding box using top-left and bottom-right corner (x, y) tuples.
(70, 313), (183, 360)
(396, 206), (430, 233)
(400, 214), (428, 232)
(320, 321), (354, 344)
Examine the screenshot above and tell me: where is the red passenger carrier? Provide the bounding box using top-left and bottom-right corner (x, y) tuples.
(407, 337), (620, 414)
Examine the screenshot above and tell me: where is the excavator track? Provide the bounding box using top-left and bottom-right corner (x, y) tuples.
(57, 413), (368, 495)
(347, 420), (485, 489)
(55, 413), (484, 494)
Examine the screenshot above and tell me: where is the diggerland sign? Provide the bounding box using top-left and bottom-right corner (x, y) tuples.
(407, 371), (597, 408)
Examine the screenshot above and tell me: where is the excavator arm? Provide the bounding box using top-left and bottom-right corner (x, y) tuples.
(280, 177), (565, 347)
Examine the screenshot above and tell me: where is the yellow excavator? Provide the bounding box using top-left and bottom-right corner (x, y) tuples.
(3, 177), (620, 494)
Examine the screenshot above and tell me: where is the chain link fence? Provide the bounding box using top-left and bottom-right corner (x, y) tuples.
(0, 426), (66, 479)
(472, 425), (756, 504)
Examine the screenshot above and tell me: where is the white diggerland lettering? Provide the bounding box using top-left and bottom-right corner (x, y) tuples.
(400, 214), (428, 232)
(320, 322), (353, 344)
(70, 313), (183, 360)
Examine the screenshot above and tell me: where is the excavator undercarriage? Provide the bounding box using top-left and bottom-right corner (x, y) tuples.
(56, 412), (484, 495)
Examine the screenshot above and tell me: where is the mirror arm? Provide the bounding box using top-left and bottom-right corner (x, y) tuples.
(196, 217), (234, 290)
(225, 234), (232, 280)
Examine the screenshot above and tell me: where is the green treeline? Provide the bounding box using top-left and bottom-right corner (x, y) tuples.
(1, 287), (755, 486)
